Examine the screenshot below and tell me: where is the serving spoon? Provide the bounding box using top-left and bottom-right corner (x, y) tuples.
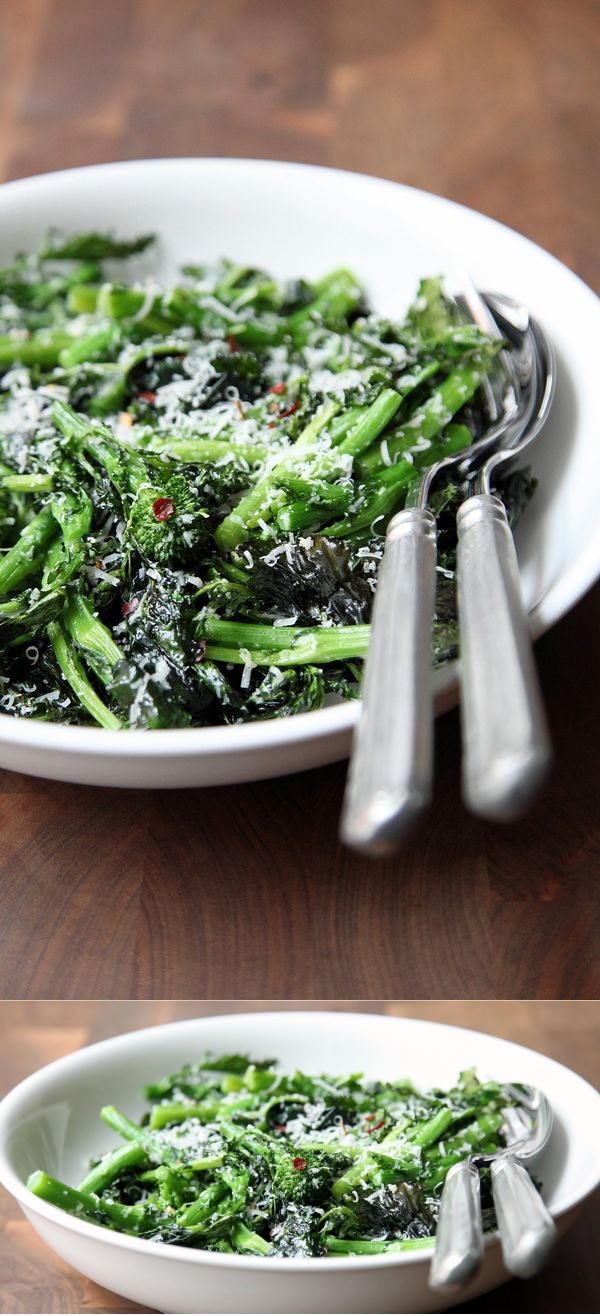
(340, 290), (553, 855)
(429, 1083), (556, 1293)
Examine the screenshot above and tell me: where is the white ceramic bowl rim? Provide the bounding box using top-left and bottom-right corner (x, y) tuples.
(1, 1011), (599, 1273)
(0, 157), (599, 763)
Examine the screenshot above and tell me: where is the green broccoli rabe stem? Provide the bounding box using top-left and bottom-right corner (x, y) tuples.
(62, 594), (122, 680)
(219, 313), (286, 349)
(58, 325), (121, 368)
(1, 473), (54, 494)
(67, 284), (100, 314)
(26, 1171), (104, 1224)
(359, 363), (483, 472)
(149, 1094), (256, 1129)
(151, 438), (269, 464)
(78, 1143), (148, 1195)
(154, 1165), (188, 1210)
(336, 388), (402, 458)
(189, 1155), (225, 1171)
(276, 479), (352, 534)
(327, 422), (472, 537)
(0, 331), (73, 368)
(325, 1237), (433, 1255)
(325, 459), (417, 538)
(203, 640), (366, 668)
(0, 508), (57, 594)
(100, 1105), (165, 1156)
(50, 484), (94, 546)
(165, 285), (287, 346)
(230, 1221), (271, 1256)
(407, 276), (456, 340)
(326, 405), (368, 445)
(212, 263), (277, 305)
(48, 622), (123, 730)
(149, 1101), (219, 1130)
(203, 617), (340, 652)
(27, 1170), (155, 1232)
(97, 284), (174, 334)
(51, 399), (92, 443)
(215, 389), (402, 548)
(92, 281), (284, 345)
(202, 619), (370, 666)
(405, 1106), (455, 1147)
(52, 400), (148, 488)
(331, 1146), (421, 1200)
(38, 485), (93, 592)
(423, 1111), (503, 1162)
(178, 1181), (229, 1228)
(214, 400), (341, 551)
(287, 268), (362, 345)
(41, 538), (80, 594)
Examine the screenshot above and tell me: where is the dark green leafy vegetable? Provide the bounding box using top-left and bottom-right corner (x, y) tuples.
(39, 231), (156, 261)
(27, 1056), (526, 1257)
(0, 234), (534, 727)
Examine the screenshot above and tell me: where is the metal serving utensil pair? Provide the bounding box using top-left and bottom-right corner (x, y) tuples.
(429, 1083), (556, 1293)
(341, 288), (556, 855)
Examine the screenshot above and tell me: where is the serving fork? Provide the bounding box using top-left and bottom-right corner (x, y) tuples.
(429, 1083), (556, 1293)
(341, 287), (555, 855)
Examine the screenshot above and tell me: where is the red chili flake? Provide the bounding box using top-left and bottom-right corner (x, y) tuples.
(227, 334), (240, 352)
(138, 390), (157, 404)
(269, 382), (286, 395)
(195, 639), (207, 662)
(278, 400), (301, 419)
(292, 1156), (307, 1171)
(121, 598), (139, 617)
(364, 1113), (375, 1122)
(267, 421), (277, 429)
(369, 1120), (385, 1132)
(152, 496), (175, 522)
(273, 1124), (287, 1133)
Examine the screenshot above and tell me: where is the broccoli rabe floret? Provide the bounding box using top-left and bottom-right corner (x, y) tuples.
(273, 1149), (349, 1209)
(128, 472), (210, 567)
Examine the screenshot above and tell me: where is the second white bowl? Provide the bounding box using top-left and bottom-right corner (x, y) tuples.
(0, 1010), (599, 1313)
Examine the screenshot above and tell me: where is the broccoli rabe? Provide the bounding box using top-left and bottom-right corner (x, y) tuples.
(0, 232), (535, 728)
(28, 1055), (528, 1258)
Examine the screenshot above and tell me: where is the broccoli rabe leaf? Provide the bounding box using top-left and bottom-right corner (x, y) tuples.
(39, 232), (156, 261)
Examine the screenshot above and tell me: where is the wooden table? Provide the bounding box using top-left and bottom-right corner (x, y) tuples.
(1, 1000), (598, 1314)
(1, 0), (599, 1003)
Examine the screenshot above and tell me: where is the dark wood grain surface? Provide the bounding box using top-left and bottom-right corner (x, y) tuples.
(0, 1001), (598, 1315)
(0, 0), (599, 1002)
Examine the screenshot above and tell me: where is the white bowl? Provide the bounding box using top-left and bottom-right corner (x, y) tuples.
(0, 1010), (599, 1314)
(1, 159), (599, 787)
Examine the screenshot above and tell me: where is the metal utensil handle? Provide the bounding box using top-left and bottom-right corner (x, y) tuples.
(491, 1156), (558, 1279)
(457, 494), (551, 820)
(341, 507), (437, 855)
(429, 1160), (484, 1292)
